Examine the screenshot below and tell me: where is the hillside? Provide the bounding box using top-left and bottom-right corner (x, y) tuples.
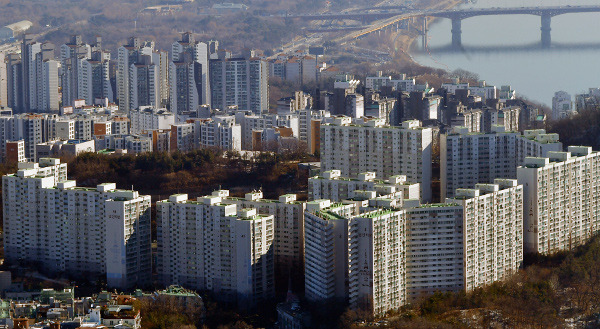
(548, 109), (600, 150)
(0, 0), (372, 52)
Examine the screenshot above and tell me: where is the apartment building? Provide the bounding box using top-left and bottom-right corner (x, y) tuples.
(406, 179), (523, 299)
(217, 190), (305, 291)
(365, 74), (416, 93)
(210, 57), (269, 114)
(96, 134), (153, 154)
(304, 199), (406, 316)
(128, 107), (175, 134)
(348, 209), (406, 316)
(2, 159), (151, 289)
(156, 194), (274, 308)
(320, 117), (432, 201)
(441, 126), (562, 199)
(170, 32), (210, 113)
(35, 139), (95, 161)
(308, 170), (420, 202)
(517, 146), (600, 255)
(170, 123), (195, 152)
(117, 37), (156, 111)
(304, 200), (357, 303)
(233, 112), (300, 151)
(194, 116), (242, 151)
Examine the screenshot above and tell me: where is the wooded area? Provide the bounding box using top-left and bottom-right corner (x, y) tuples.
(549, 109), (600, 150)
(0, 0), (302, 52)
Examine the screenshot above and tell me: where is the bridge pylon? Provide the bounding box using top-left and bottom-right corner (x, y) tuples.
(541, 14), (552, 48)
(451, 18), (462, 48)
(421, 16), (428, 50)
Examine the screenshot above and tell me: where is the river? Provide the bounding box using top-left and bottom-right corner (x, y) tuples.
(411, 0), (600, 106)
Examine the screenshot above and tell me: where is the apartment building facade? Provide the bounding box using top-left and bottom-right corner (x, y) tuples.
(2, 159), (151, 289)
(156, 194), (274, 308)
(320, 117), (432, 201)
(441, 126), (562, 199)
(517, 146), (600, 255)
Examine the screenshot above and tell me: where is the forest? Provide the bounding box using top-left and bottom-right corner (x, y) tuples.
(548, 108), (600, 150)
(0, 0), (304, 51)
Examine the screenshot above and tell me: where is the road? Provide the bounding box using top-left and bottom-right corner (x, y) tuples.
(273, 0), (406, 58)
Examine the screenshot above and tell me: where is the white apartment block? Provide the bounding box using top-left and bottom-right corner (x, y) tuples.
(517, 147), (600, 255)
(195, 117), (242, 151)
(111, 117), (130, 135)
(234, 112), (300, 151)
(308, 170), (420, 202)
(128, 107), (175, 134)
(210, 58), (269, 115)
(35, 139), (95, 161)
(129, 62), (161, 111)
(365, 75), (391, 91)
(489, 106), (520, 133)
(55, 120), (75, 140)
(170, 123), (196, 152)
(450, 109), (482, 133)
(366, 74), (416, 93)
(304, 200), (357, 303)
(13, 114), (49, 161)
(298, 108), (329, 146)
(36, 58), (60, 112)
(405, 203), (464, 299)
(442, 81), (498, 100)
(552, 91), (573, 120)
(320, 117), (432, 201)
(447, 180), (523, 292)
(441, 126), (562, 199)
(117, 39), (155, 112)
(2, 159), (151, 289)
(406, 179), (523, 299)
(304, 199), (406, 316)
(156, 194), (274, 308)
(171, 33), (210, 107)
(217, 190), (305, 289)
(348, 209), (406, 316)
(96, 134), (153, 154)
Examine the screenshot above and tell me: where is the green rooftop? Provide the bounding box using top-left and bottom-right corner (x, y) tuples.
(417, 203), (460, 208)
(360, 209), (397, 219)
(316, 210), (345, 221)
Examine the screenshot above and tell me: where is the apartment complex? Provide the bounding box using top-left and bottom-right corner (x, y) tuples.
(2, 159), (151, 289)
(156, 194), (274, 308)
(441, 126), (562, 199)
(320, 117), (432, 201)
(61, 35), (114, 108)
(5, 36), (59, 113)
(517, 146), (600, 255)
